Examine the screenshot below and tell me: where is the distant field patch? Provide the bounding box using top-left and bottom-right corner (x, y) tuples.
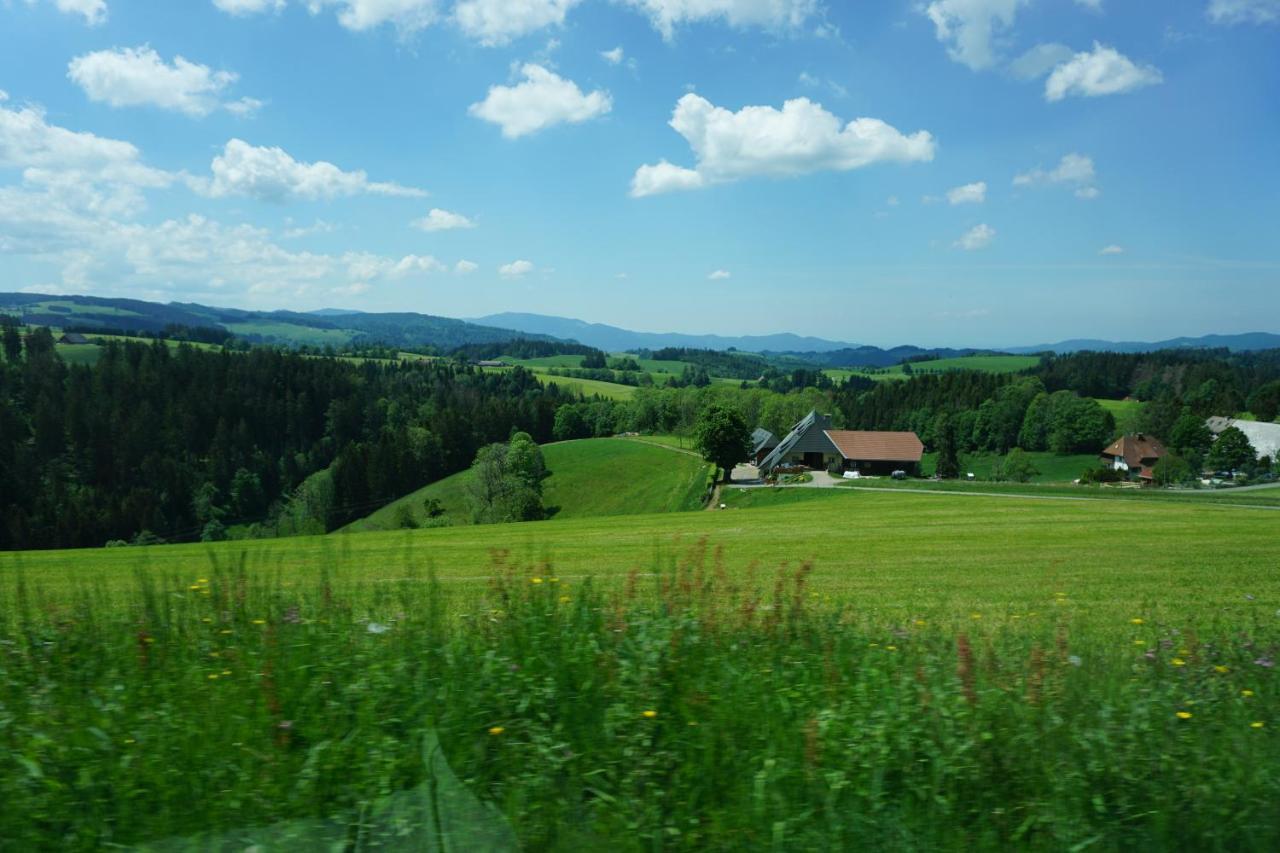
(826, 354), (1040, 383)
(225, 321), (356, 346)
(1095, 398), (1144, 433)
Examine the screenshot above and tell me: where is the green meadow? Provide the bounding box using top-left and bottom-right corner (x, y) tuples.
(2, 491), (1278, 849)
(345, 438), (711, 532)
(826, 354), (1041, 383)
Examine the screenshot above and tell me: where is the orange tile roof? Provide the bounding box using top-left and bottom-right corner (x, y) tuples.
(823, 430), (924, 462)
(1101, 434), (1166, 468)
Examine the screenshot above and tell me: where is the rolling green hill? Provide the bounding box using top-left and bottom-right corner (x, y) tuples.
(344, 438), (711, 532)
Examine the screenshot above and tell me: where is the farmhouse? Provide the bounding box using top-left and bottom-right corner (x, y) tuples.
(751, 428), (779, 464)
(1100, 434), (1166, 481)
(58, 332), (90, 345)
(473, 359), (508, 368)
(757, 410), (924, 476)
(1206, 417), (1280, 461)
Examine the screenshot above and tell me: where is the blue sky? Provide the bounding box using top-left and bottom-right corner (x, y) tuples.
(1, 0), (1277, 347)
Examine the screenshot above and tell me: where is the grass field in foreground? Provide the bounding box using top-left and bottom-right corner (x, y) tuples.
(345, 438), (711, 532)
(2, 492), (1278, 849)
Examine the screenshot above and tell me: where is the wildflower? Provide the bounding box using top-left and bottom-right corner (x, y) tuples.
(123, 738), (136, 745)
(1171, 658), (1186, 667)
(197, 578), (208, 584)
(642, 710), (658, 719)
(914, 619), (927, 627)
(221, 670), (231, 676)
(220, 629), (232, 635)
(488, 726), (505, 736)
(252, 619), (266, 625)
(1242, 689), (1255, 698)
(531, 577), (543, 584)
(970, 613), (982, 620)
(1251, 721), (1265, 729)
(1068, 655), (1082, 667)
(1133, 640), (1145, 646)
(559, 596), (571, 604)
(207, 674), (219, 680)
(1130, 618), (1144, 625)
(1214, 665), (1230, 674)
(367, 622), (389, 634)
(549, 577), (559, 584)
(1254, 656), (1275, 669)
(278, 720), (293, 730)
(189, 584), (201, 591)
(885, 645), (898, 651)
(1176, 711), (1192, 720)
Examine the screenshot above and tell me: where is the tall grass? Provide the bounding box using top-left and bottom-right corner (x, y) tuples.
(1, 545), (1276, 850)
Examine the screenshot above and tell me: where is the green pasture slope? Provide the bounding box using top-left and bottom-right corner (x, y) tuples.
(3, 492), (1279, 848)
(1095, 397), (1145, 433)
(346, 437), (711, 532)
(826, 354), (1040, 382)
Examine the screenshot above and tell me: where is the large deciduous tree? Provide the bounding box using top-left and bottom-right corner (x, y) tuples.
(693, 404), (752, 483)
(467, 432), (548, 524)
(1206, 426), (1256, 472)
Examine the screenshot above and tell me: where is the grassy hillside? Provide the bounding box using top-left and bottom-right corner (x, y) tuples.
(826, 354), (1040, 382)
(345, 438), (711, 532)
(919, 450), (1099, 482)
(1095, 397), (1144, 433)
(7, 490), (1277, 624)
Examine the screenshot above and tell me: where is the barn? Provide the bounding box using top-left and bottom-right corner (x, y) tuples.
(756, 411), (924, 476)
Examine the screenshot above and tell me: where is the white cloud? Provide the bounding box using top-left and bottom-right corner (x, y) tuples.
(469, 64), (611, 138)
(330, 281), (371, 296)
(225, 97), (266, 117)
(601, 46), (625, 64)
(499, 259), (534, 278)
(68, 46), (255, 118)
(303, 0), (441, 36)
(199, 138), (425, 201)
(1008, 43), (1074, 80)
(212, 0), (285, 13)
(1208, 0), (1280, 24)
(42, 0), (108, 25)
(887, 195), (899, 206)
(1099, 244), (1124, 255)
(924, 0), (1029, 70)
(630, 94), (934, 197)
(947, 181), (986, 205)
(708, 269), (731, 280)
(455, 259), (479, 274)
(1044, 43), (1162, 101)
(622, 0), (819, 40)
(1014, 153), (1099, 199)
(412, 208), (476, 231)
(954, 223), (995, 250)
(0, 96), (175, 218)
(454, 0), (580, 45)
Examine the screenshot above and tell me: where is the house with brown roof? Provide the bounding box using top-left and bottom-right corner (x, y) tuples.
(757, 410), (924, 476)
(1100, 434), (1167, 482)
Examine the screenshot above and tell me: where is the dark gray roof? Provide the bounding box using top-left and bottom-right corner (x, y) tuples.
(757, 411), (837, 472)
(751, 428), (778, 455)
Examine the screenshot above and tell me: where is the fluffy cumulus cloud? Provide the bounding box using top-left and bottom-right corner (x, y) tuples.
(924, 0), (1029, 70)
(622, 0), (819, 40)
(601, 46), (625, 64)
(453, 0), (580, 45)
(454, 259), (479, 273)
(1208, 0), (1280, 24)
(0, 96), (175, 218)
(499, 259), (534, 278)
(1044, 42), (1162, 101)
(1099, 244), (1124, 255)
(199, 139), (425, 201)
(954, 223), (995, 250)
(412, 208), (476, 231)
(1014, 152), (1099, 199)
(67, 46), (258, 118)
(947, 181), (986, 205)
(469, 64), (611, 138)
(42, 0), (108, 25)
(630, 94), (934, 197)
(302, 0), (441, 36)
(212, 0), (285, 13)
(707, 269), (731, 280)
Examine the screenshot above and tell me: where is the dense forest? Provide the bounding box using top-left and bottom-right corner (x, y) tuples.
(0, 327), (571, 550)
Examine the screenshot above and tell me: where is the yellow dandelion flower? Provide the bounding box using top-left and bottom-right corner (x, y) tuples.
(488, 726), (505, 736)
(687, 721), (699, 727)
(549, 577), (560, 584)
(642, 710), (658, 719)
(530, 577), (543, 584)
(143, 637), (155, 644)
(1176, 711), (1192, 720)
(202, 617), (212, 623)
(1133, 640), (1145, 646)
(123, 738), (136, 745)
(220, 629), (232, 635)
(885, 645), (898, 651)
(1251, 721), (1265, 729)
(1242, 689), (1254, 698)
(252, 619), (266, 625)
(970, 613), (983, 620)
(207, 674), (219, 680)
(221, 670), (231, 676)
(914, 619), (927, 627)
(1171, 658), (1186, 667)
(209, 651), (221, 658)
(197, 578), (208, 584)
(1214, 665), (1230, 674)
(188, 584), (201, 591)
(559, 596), (571, 604)
(200, 590), (211, 596)
(1130, 618), (1144, 625)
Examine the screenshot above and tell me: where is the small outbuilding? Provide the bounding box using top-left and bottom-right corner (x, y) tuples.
(1100, 433), (1166, 481)
(58, 332), (90, 345)
(474, 359), (508, 368)
(751, 428), (779, 464)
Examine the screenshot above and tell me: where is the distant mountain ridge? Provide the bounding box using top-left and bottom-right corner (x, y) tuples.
(0, 293), (554, 349)
(1004, 332), (1280, 355)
